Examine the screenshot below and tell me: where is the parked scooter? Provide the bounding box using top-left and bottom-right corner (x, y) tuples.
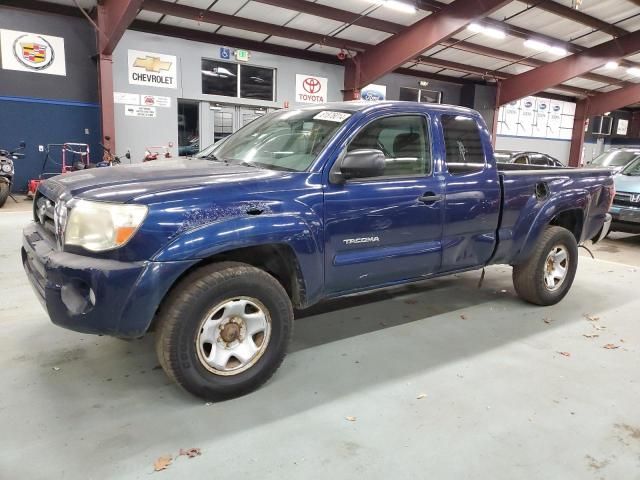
(0, 141), (25, 208)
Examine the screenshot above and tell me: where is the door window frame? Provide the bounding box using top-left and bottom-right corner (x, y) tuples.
(329, 112), (434, 184)
(439, 113), (488, 176)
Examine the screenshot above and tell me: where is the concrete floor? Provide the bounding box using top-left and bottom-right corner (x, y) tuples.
(1, 202), (639, 480)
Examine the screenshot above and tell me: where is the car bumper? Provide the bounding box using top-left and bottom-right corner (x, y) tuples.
(609, 206), (640, 234)
(22, 223), (196, 338)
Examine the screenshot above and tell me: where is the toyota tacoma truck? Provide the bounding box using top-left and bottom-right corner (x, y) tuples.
(22, 102), (613, 400)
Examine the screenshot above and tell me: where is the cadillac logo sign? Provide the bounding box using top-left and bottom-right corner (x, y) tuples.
(0, 29), (66, 76)
(15, 34), (54, 70)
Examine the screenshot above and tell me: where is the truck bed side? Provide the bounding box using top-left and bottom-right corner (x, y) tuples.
(490, 167), (614, 265)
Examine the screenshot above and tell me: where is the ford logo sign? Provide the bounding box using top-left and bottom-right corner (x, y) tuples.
(361, 90), (385, 101)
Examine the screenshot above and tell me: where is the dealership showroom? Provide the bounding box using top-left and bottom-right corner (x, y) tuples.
(2, 0), (640, 478)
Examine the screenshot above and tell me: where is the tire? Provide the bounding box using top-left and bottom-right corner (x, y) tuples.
(155, 262), (293, 400)
(0, 182), (9, 208)
(512, 226), (578, 306)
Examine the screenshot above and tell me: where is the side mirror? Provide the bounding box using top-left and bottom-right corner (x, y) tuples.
(332, 149), (385, 183)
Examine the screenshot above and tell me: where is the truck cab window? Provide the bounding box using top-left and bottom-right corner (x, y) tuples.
(441, 115), (486, 175)
(347, 115), (430, 177)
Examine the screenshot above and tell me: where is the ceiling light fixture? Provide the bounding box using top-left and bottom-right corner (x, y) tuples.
(628, 67), (640, 77)
(523, 39), (549, 51)
(382, 0), (416, 13)
(467, 23), (505, 39)
(549, 46), (567, 56)
(604, 61), (619, 70)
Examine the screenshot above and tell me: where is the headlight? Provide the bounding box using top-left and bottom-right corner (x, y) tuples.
(1, 163), (12, 173)
(64, 200), (148, 252)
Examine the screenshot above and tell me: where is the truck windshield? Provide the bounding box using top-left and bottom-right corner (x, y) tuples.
(590, 150), (639, 167)
(621, 157), (640, 176)
(194, 109), (351, 171)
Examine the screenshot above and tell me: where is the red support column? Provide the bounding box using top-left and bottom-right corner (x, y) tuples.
(569, 100), (588, 168)
(98, 54), (116, 152)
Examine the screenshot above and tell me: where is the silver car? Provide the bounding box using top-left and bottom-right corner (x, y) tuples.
(610, 156), (640, 234)
(586, 148), (640, 174)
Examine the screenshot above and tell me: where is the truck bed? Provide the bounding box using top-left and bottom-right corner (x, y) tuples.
(491, 166), (614, 265)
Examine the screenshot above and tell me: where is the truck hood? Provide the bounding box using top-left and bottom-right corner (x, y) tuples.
(42, 159), (286, 203)
(614, 173), (640, 194)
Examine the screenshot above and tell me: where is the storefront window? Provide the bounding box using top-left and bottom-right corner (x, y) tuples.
(178, 100), (199, 156)
(202, 59), (238, 97)
(240, 65), (275, 101)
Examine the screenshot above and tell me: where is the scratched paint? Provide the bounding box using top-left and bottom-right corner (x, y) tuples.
(176, 202), (273, 234)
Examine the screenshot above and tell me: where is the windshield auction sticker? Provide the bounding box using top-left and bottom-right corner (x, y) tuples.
(313, 111), (351, 123)
(128, 49), (177, 89)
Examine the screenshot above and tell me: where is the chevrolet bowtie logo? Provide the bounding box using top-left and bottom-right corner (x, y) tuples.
(133, 56), (172, 73)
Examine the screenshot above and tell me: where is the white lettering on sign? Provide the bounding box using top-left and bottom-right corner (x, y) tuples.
(313, 111), (351, 123)
(343, 236), (380, 245)
(128, 49), (177, 89)
(114, 92), (139, 105)
(295, 74), (328, 104)
(124, 105), (157, 118)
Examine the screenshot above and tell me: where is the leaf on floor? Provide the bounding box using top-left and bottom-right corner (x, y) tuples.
(416, 393), (428, 400)
(179, 448), (201, 459)
(345, 416), (357, 422)
(154, 455), (173, 472)
(460, 314), (467, 320)
(583, 314), (600, 322)
(603, 344), (620, 350)
(557, 351), (571, 357)
(543, 318), (552, 324)
(583, 334), (599, 338)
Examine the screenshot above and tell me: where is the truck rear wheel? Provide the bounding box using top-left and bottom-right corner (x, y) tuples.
(155, 262), (293, 400)
(512, 226), (578, 306)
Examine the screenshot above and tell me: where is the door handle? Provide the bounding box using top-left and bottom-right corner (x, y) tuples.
(418, 192), (442, 204)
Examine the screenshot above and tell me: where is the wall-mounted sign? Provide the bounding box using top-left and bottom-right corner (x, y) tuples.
(361, 84), (386, 101)
(296, 74), (328, 104)
(141, 94), (171, 108)
(219, 47), (231, 60)
(617, 119), (629, 135)
(124, 105), (157, 118)
(0, 29), (66, 76)
(235, 49), (250, 62)
(497, 95), (576, 140)
(114, 92), (140, 105)
(127, 49), (177, 89)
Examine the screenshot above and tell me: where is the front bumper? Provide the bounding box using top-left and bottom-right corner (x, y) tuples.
(22, 223), (196, 338)
(609, 206), (640, 234)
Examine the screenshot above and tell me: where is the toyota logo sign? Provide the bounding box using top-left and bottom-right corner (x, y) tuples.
(303, 77), (321, 94)
(296, 74), (327, 104)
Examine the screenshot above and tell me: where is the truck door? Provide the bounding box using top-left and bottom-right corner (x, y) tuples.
(323, 114), (444, 294)
(438, 114), (501, 272)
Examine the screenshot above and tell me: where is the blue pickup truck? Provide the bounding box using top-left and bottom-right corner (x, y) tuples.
(23, 102), (613, 400)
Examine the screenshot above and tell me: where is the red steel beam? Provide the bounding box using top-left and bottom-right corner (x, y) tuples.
(142, 0), (368, 52)
(497, 30), (640, 106)
(344, 0), (512, 97)
(568, 83), (640, 166)
(99, 0), (144, 55)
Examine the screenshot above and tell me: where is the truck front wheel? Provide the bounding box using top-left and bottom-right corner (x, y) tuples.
(512, 226), (578, 306)
(155, 262), (293, 400)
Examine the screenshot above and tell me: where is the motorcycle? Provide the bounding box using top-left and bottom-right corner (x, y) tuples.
(0, 141), (25, 208)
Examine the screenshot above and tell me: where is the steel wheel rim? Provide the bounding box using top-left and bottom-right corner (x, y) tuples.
(543, 245), (569, 292)
(195, 296), (271, 376)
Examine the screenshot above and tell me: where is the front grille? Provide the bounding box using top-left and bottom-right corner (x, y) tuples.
(613, 192), (640, 209)
(34, 191), (57, 239)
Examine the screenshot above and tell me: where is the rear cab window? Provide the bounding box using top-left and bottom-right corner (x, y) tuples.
(441, 115), (486, 175)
